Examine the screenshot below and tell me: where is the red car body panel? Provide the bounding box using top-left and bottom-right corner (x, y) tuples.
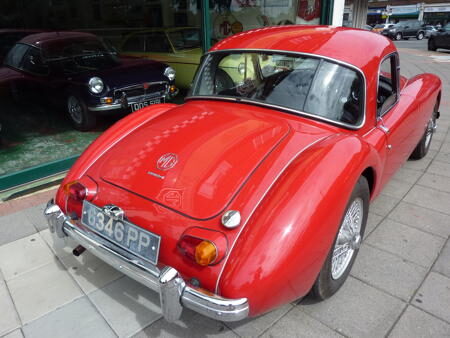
(54, 26), (442, 317)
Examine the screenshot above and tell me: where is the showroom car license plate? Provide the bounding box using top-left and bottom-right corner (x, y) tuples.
(81, 201), (160, 265)
(130, 98), (161, 112)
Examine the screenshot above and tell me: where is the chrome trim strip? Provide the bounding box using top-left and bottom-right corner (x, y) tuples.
(44, 200), (249, 322)
(377, 52), (400, 119)
(187, 49), (367, 130)
(214, 134), (332, 293)
(88, 103), (122, 111)
(114, 81), (168, 93)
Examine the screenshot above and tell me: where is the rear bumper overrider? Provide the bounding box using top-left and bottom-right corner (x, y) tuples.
(44, 200), (249, 322)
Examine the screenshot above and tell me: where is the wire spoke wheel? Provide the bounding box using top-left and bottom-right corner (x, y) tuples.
(424, 114), (436, 149)
(68, 96), (83, 124)
(331, 197), (363, 280)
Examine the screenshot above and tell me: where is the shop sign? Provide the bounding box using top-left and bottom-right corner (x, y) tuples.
(424, 6), (450, 13)
(390, 5), (420, 15)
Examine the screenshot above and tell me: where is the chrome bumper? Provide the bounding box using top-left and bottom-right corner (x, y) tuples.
(44, 200), (249, 322)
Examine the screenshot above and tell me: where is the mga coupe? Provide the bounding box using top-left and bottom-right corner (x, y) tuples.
(3, 31), (177, 130)
(45, 26), (441, 322)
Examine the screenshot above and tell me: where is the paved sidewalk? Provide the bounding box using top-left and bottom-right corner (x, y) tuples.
(1, 47), (450, 338)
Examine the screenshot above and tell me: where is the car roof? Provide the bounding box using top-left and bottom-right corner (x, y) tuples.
(19, 31), (97, 47)
(210, 25), (397, 71)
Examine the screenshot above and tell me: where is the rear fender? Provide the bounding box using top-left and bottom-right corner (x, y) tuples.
(218, 134), (378, 316)
(55, 104), (177, 207)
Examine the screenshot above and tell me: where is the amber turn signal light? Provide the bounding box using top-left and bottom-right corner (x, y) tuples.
(177, 235), (218, 266)
(195, 241), (217, 266)
(169, 85), (177, 93)
(63, 181), (86, 201)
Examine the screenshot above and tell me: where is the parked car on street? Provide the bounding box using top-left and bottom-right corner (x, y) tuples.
(45, 26), (441, 323)
(428, 23), (450, 51)
(120, 27), (201, 89)
(3, 31), (177, 130)
(382, 21), (425, 40)
(423, 25), (437, 38)
(372, 23), (394, 33)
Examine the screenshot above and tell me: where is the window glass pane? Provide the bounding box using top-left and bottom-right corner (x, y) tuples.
(145, 32), (171, 52)
(4, 43), (29, 68)
(122, 34), (145, 52)
(378, 56), (397, 115)
(192, 52), (363, 126)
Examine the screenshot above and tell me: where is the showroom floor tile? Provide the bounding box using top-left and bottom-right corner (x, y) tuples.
(261, 307), (343, 338)
(88, 276), (162, 337)
(0, 280), (21, 336)
(22, 297), (115, 338)
(300, 277), (406, 338)
(0, 234), (54, 281)
(388, 201), (450, 238)
(388, 305), (450, 338)
(134, 310), (237, 338)
(366, 219), (445, 268)
(414, 272), (450, 323)
(6, 261), (83, 324)
(60, 251), (123, 294)
(351, 244), (428, 301)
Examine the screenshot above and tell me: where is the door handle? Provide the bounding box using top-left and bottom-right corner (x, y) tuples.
(379, 124), (390, 134)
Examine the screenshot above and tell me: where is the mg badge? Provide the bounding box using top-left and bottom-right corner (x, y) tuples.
(157, 153), (178, 171)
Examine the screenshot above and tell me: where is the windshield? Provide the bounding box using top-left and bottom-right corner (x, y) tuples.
(374, 24), (385, 28)
(190, 52), (364, 126)
(168, 29), (200, 50)
(43, 37), (120, 74)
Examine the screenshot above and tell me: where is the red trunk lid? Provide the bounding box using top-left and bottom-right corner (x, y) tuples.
(92, 101), (290, 220)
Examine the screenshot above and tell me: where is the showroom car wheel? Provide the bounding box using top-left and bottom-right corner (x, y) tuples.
(395, 32), (402, 41)
(428, 38), (437, 51)
(67, 95), (96, 131)
(410, 101), (438, 160)
(417, 32), (424, 40)
(311, 176), (369, 300)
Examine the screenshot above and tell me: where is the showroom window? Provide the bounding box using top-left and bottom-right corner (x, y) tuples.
(0, 0), (332, 197)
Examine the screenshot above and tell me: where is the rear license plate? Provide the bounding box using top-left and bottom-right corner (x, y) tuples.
(129, 98), (161, 112)
(81, 200), (160, 265)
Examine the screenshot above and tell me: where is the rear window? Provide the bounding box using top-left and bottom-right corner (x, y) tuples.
(191, 52), (364, 127)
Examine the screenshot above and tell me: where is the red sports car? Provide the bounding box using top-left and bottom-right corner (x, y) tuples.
(45, 26), (441, 322)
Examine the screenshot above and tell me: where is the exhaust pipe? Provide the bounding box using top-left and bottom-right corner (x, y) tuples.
(72, 245), (86, 256)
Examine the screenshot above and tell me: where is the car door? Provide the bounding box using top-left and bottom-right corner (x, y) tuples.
(4, 43), (50, 102)
(376, 53), (424, 185)
(442, 24), (450, 46)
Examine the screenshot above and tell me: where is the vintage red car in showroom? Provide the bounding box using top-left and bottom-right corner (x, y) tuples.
(45, 26), (441, 322)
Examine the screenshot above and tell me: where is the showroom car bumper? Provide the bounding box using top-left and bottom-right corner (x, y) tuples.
(44, 200), (249, 322)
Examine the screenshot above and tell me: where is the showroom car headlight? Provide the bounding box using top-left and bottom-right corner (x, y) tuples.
(164, 67), (176, 81)
(88, 77), (104, 94)
(389, 28), (396, 32)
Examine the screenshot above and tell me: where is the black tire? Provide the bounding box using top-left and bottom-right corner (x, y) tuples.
(311, 176), (369, 300)
(428, 38), (437, 51)
(395, 32), (402, 41)
(67, 95), (96, 131)
(417, 32), (424, 40)
(410, 101), (438, 160)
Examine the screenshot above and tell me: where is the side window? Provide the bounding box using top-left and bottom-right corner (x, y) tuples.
(4, 43), (29, 68)
(145, 32), (171, 53)
(122, 34), (145, 52)
(21, 47), (49, 75)
(377, 54), (398, 116)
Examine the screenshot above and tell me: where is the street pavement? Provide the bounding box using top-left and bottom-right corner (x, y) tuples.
(1, 45), (450, 338)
